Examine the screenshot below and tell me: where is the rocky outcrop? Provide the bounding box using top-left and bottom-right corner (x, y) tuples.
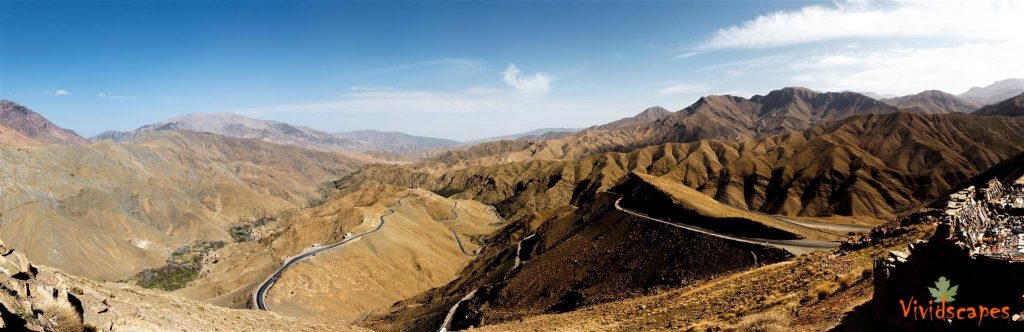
(0, 240), (87, 331)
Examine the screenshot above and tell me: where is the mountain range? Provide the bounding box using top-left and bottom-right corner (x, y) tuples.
(94, 112), (462, 153)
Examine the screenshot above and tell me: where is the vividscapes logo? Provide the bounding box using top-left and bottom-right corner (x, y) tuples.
(899, 276), (1011, 326)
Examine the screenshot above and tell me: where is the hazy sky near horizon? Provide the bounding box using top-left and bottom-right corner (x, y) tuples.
(2, 0), (1023, 141)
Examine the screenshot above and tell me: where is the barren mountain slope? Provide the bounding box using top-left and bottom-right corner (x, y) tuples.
(881, 90), (979, 114)
(0, 100), (87, 145)
(364, 187), (792, 331)
(0, 123), (43, 146)
(0, 130), (372, 280)
(179, 182), (502, 323)
(973, 92), (1024, 117)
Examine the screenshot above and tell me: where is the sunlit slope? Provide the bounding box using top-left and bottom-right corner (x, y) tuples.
(0, 130), (371, 280)
(179, 183), (501, 323)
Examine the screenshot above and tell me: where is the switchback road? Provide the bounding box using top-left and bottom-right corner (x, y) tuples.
(253, 198), (404, 311)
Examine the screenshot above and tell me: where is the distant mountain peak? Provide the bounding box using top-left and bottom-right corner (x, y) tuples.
(635, 106), (670, 119)
(959, 78), (1024, 106)
(881, 90), (979, 114)
(593, 105), (673, 130)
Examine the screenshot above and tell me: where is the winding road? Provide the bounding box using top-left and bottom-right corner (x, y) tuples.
(252, 198), (404, 311)
(451, 231), (486, 256)
(614, 197), (838, 255)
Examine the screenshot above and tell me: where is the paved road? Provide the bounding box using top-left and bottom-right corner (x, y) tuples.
(438, 288), (479, 332)
(783, 218), (873, 234)
(438, 201), (459, 222)
(614, 197), (838, 255)
(439, 232), (532, 332)
(451, 231), (484, 256)
(252, 198), (403, 311)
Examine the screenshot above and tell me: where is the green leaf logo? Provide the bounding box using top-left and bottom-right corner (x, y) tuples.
(928, 276), (958, 303)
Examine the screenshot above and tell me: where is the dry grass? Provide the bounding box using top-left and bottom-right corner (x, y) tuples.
(730, 310), (790, 332)
(813, 281), (839, 300)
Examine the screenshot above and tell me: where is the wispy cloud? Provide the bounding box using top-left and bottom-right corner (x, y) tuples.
(97, 92), (136, 99)
(502, 64), (552, 97)
(657, 84), (706, 96)
(694, 0), (1024, 51)
(54, 89), (70, 96)
(370, 58), (486, 77)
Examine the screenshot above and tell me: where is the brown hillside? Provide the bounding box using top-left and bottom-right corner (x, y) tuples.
(180, 182), (502, 324)
(0, 130), (373, 280)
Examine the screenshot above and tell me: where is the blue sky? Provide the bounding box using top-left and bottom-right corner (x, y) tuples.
(2, 1), (1022, 141)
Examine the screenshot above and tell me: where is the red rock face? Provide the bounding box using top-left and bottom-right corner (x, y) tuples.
(0, 100), (87, 145)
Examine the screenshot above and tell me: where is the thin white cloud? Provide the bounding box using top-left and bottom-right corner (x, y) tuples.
(503, 64), (552, 97)
(370, 58), (486, 77)
(54, 89), (70, 96)
(695, 0), (1024, 51)
(348, 86), (393, 92)
(97, 92), (136, 99)
(657, 84), (706, 96)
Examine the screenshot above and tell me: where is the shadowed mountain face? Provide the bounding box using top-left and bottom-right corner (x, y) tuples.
(959, 78), (1024, 106)
(881, 90), (979, 114)
(364, 189), (790, 331)
(973, 92), (1024, 117)
(94, 112), (462, 153)
(0, 100), (87, 145)
(653, 87), (901, 143)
